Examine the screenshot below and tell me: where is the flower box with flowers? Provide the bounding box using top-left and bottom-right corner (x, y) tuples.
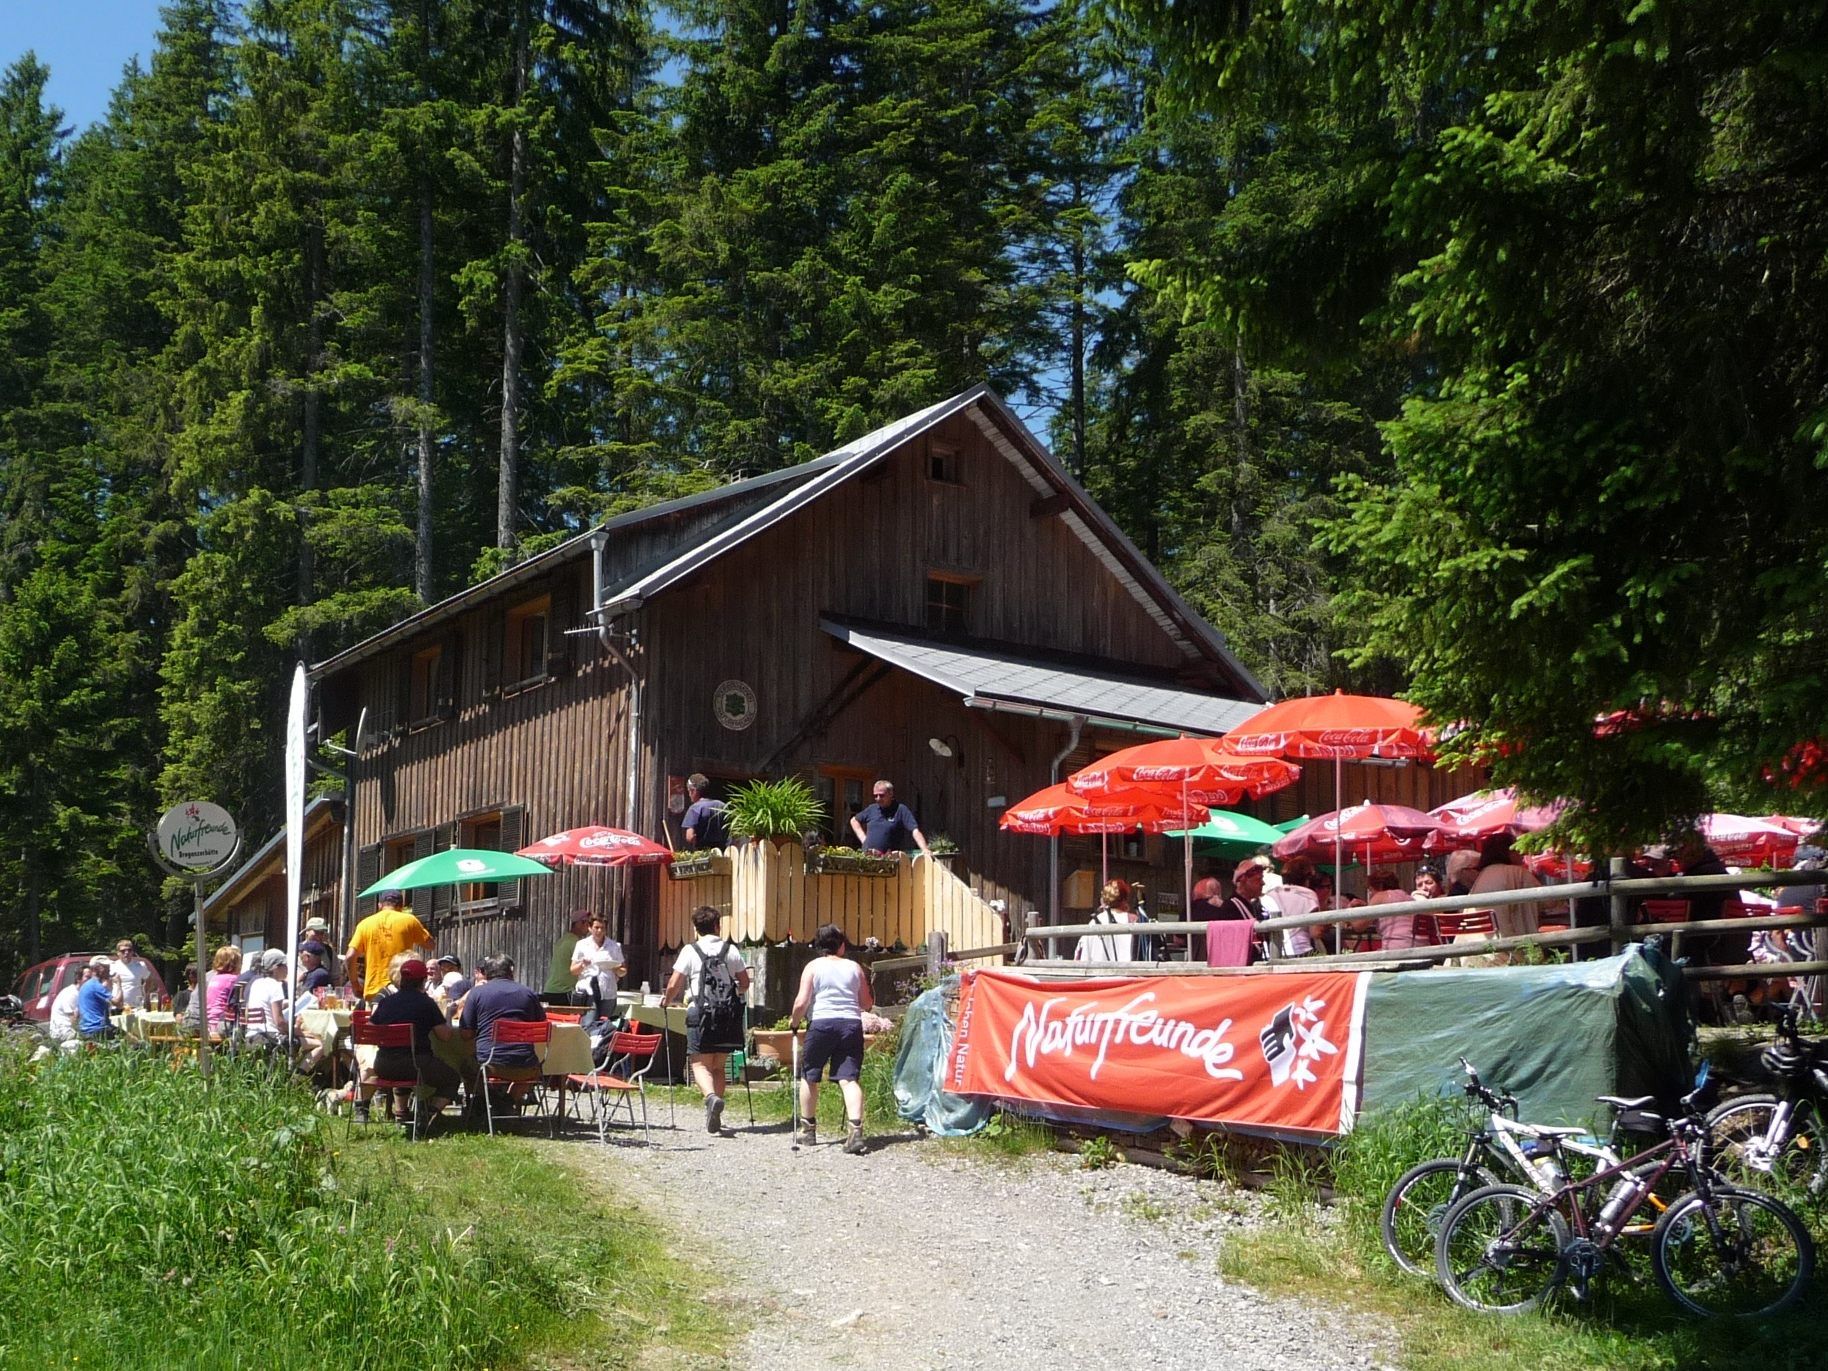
(666, 851), (730, 880)
(807, 847), (901, 878)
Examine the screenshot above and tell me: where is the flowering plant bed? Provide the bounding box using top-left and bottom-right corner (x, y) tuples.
(666, 851), (730, 880)
(807, 847), (901, 877)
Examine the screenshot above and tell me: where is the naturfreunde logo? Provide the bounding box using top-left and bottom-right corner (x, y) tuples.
(1003, 991), (1245, 1084)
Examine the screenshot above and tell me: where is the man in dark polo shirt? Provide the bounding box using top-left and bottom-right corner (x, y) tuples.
(849, 779), (932, 858)
(460, 953), (548, 1106)
(682, 773), (729, 849)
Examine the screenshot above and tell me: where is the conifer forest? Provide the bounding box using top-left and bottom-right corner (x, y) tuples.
(2, 1), (1825, 969)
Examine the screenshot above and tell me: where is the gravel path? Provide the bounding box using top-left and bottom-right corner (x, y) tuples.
(565, 1105), (1396, 1371)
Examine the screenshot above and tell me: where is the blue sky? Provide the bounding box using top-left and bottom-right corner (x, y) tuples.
(5, 0), (168, 134)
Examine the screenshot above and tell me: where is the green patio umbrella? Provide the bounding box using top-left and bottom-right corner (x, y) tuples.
(358, 847), (555, 896)
(1167, 809), (1287, 857)
(1275, 815), (1310, 833)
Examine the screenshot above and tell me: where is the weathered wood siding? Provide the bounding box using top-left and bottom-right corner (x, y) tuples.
(342, 556), (651, 980)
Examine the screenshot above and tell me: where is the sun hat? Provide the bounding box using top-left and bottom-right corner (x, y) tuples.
(259, 948), (287, 969)
(88, 954), (112, 969)
(1234, 859), (1265, 880)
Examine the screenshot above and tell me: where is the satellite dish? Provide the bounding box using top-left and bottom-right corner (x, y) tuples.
(928, 736), (954, 758)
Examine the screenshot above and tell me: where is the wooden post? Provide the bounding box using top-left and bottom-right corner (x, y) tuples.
(1608, 856), (1631, 956)
(927, 928), (950, 980)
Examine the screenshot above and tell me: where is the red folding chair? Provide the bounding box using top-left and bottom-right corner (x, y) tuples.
(566, 1030), (661, 1147)
(350, 1012), (429, 1140)
(480, 1017), (554, 1137)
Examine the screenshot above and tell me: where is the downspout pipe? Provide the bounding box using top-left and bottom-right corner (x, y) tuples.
(1047, 714), (1087, 927)
(589, 532), (642, 831)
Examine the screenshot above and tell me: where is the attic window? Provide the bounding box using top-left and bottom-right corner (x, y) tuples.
(407, 644), (442, 723)
(927, 439), (962, 484)
(505, 594), (551, 686)
(925, 573), (974, 635)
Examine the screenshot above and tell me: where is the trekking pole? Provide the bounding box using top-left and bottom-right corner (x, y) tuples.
(740, 1002), (755, 1126)
(662, 1001), (676, 1129)
(790, 1028), (802, 1152)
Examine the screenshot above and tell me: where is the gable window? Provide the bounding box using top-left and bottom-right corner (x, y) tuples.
(927, 438), (962, 484)
(408, 644), (442, 723)
(925, 573), (974, 635)
(505, 594), (551, 686)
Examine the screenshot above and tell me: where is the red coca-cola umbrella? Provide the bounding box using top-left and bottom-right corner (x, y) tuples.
(1000, 782), (1208, 835)
(1761, 814), (1824, 839)
(1698, 814), (1799, 868)
(1225, 693), (1435, 939)
(1224, 691), (1433, 761)
(1271, 802), (1442, 865)
(517, 825), (675, 867)
(1002, 782), (1209, 893)
(1426, 788), (1564, 851)
(1068, 737), (1301, 805)
(1067, 738), (1297, 924)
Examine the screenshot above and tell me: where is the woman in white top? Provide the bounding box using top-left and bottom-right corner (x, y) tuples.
(569, 914), (627, 1023)
(1073, 879), (1153, 963)
(1263, 861), (1321, 957)
(789, 923), (875, 1154)
(243, 951), (290, 1048)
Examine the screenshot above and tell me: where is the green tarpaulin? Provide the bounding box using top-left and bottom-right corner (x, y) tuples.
(1359, 945), (1693, 1130)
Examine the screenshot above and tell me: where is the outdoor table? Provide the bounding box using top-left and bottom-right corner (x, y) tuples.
(297, 1006), (354, 1050)
(112, 1010), (179, 1041)
(351, 1020), (591, 1077)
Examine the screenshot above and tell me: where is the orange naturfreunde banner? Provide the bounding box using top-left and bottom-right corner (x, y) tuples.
(946, 969), (1370, 1136)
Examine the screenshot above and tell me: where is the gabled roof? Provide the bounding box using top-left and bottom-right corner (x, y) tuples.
(313, 386), (1264, 701)
(310, 458), (832, 680)
(596, 385), (1265, 699)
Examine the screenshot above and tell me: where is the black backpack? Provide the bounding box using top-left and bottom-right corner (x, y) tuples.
(691, 939), (743, 1043)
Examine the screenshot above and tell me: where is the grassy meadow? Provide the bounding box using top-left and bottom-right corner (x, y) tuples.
(0, 1038), (731, 1370)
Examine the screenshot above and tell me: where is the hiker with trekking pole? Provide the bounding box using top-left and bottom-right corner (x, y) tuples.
(661, 905), (751, 1136)
(788, 923), (875, 1154)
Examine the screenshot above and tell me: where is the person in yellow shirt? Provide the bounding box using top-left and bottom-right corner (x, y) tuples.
(345, 890), (434, 1002)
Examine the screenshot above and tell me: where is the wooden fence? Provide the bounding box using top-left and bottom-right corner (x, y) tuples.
(658, 842), (1008, 953)
(1020, 868), (1828, 983)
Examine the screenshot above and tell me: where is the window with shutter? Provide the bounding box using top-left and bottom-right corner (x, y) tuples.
(408, 645), (442, 724)
(428, 822), (459, 919)
(504, 595), (551, 688)
(499, 807), (527, 909)
(354, 844), (382, 917)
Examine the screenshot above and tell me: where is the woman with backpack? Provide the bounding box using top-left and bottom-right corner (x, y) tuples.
(788, 923), (875, 1154)
(662, 905), (751, 1135)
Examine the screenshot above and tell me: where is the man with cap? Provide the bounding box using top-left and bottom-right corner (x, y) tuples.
(364, 957), (465, 1126)
(545, 911), (592, 1003)
(75, 958), (119, 1042)
(1220, 860), (1265, 923)
(297, 941), (333, 996)
(346, 889), (434, 1003)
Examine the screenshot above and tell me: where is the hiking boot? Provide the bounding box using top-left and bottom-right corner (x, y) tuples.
(795, 1121), (817, 1147)
(351, 1101), (371, 1126)
(706, 1095), (726, 1134)
(843, 1122), (867, 1155)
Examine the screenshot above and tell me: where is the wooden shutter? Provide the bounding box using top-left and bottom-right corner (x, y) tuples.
(546, 575), (575, 677)
(499, 805), (527, 909)
(435, 632), (461, 719)
(481, 607), (505, 698)
(354, 844), (381, 917)
(393, 650), (412, 730)
(428, 823), (458, 918)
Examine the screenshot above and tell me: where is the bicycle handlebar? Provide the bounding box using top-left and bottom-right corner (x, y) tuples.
(1459, 1057), (1518, 1116)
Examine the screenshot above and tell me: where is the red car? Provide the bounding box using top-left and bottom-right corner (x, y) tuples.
(12, 954), (170, 1021)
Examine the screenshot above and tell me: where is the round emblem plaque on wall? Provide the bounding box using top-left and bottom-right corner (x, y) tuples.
(714, 678), (758, 731)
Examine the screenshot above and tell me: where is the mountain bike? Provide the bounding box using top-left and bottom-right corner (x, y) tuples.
(1706, 1005), (1828, 1197)
(1380, 1058), (1660, 1278)
(1434, 1065), (1814, 1318)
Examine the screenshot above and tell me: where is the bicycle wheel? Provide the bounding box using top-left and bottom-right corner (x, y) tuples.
(1435, 1184), (1569, 1314)
(1381, 1158), (1501, 1278)
(1706, 1095), (1828, 1197)
(1651, 1187), (1815, 1318)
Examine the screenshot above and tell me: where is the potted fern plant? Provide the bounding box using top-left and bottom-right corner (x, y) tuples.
(725, 776), (826, 847)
